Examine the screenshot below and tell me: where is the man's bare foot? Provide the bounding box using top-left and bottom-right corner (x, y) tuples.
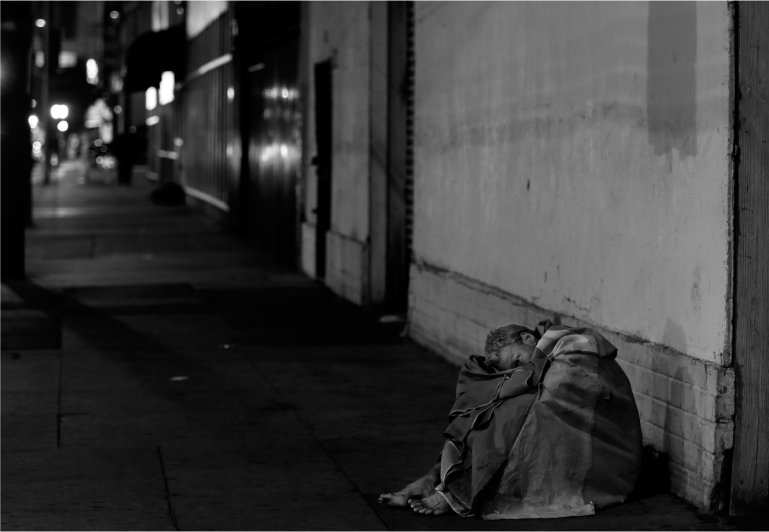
(378, 467), (439, 508)
(409, 492), (451, 516)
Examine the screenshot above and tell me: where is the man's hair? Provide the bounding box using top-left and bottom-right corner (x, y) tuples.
(484, 324), (533, 357)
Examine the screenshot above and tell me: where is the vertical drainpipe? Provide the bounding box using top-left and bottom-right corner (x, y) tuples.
(718, 0), (740, 515)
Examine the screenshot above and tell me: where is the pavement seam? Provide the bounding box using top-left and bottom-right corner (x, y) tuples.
(245, 355), (391, 531)
(56, 349), (63, 448)
(157, 446), (181, 531)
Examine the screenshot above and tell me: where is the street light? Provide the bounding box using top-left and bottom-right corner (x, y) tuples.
(51, 104), (68, 120)
(86, 59), (98, 85)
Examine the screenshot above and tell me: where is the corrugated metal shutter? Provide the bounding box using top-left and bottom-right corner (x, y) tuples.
(179, 10), (235, 211)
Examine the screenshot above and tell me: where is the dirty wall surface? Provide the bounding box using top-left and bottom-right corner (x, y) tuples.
(409, 1), (734, 509)
(413, 1), (732, 364)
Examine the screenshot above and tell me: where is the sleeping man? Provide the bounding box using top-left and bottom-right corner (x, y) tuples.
(379, 320), (643, 520)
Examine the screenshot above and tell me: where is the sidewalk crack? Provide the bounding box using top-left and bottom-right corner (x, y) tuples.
(56, 351), (62, 448)
(157, 446), (181, 531)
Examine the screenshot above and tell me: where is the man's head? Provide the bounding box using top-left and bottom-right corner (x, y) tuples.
(484, 324), (538, 369)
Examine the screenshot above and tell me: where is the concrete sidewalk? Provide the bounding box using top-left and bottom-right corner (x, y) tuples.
(1, 162), (743, 530)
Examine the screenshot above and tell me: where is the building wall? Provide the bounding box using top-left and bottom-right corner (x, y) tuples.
(301, 2), (373, 304)
(186, 0), (227, 40)
(409, 1), (735, 509)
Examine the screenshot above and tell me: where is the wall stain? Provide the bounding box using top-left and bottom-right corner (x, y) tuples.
(690, 264), (702, 317)
(647, 2), (698, 159)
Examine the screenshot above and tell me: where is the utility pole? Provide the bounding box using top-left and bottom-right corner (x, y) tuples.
(1, 2), (33, 278)
(42, 2), (60, 185)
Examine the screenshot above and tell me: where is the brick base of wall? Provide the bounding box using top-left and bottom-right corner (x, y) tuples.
(408, 260), (734, 510)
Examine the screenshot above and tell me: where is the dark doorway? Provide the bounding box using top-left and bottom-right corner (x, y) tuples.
(313, 60), (333, 280)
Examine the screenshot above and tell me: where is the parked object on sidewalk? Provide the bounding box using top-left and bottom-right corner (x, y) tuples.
(150, 182), (186, 206)
(380, 320), (643, 519)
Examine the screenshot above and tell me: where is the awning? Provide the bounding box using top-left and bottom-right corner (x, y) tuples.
(123, 24), (185, 93)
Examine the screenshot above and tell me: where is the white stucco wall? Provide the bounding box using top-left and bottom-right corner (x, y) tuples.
(413, 1), (732, 364)
(301, 3), (373, 303)
(304, 2), (371, 241)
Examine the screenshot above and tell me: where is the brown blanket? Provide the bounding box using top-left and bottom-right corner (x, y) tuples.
(437, 321), (642, 519)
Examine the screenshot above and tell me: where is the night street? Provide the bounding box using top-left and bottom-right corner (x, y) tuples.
(2, 1), (767, 529)
(0, 162), (745, 530)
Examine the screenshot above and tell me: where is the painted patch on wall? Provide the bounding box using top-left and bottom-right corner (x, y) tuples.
(647, 2), (698, 159)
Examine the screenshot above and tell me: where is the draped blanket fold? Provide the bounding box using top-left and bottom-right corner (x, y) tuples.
(437, 321), (643, 520)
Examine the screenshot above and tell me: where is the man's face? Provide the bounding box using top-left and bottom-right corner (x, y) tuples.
(498, 342), (536, 369)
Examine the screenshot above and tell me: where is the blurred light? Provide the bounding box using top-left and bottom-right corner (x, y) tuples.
(99, 145), (107, 152)
(114, 105), (122, 115)
(146, 115), (160, 126)
(96, 156), (103, 165)
(226, 146), (233, 156)
(57, 121), (69, 132)
(110, 73), (123, 92)
(58, 51), (77, 69)
(227, 87), (235, 101)
(51, 104), (68, 119)
(28, 115), (39, 128)
(259, 142), (298, 163)
(35, 51), (44, 68)
(32, 141), (42, 152)
(100, 123), (114, 144)
(51, 154), (59, 166)
(174, 0), (182, 4)
(129, 126), (136, 133)
(264, 86), (298, 100)
(35, 19), (46, 28)
(145, 87), (157, 110)
(110, 11), (119, 19)
(31, 99), (36, 108)
(158, 72), (174, 105)
(94, 139), (103, 147)
(174, 137), (184, 147)
(86, 59), (99, 85)
(177, 7), (184, 15)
